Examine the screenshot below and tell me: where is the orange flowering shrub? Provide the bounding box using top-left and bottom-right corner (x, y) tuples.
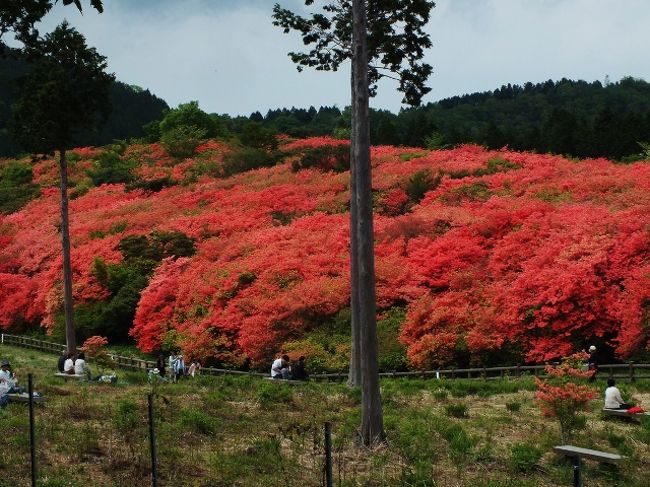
(535, 352), (598, 441)
(80, 335), (115, 372)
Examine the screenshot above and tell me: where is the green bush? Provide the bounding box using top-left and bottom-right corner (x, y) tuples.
(161, 125), (207, 158)
(239, 122), (278, 150)
(473, 157), (522, 176)
(432, 389), (449, 401)
(257, 382), (294, 410)
(179, 408), (217, 435)
(442, 181), (491, 204)
(0, 161), (39, 214)
(126, 176), (176, 193)
(377, 307), (408, 371)
(506, 401), (522, 413)
(405, 169), (442, 205)
(87, 151), (135, 185)
(508, 442), (542, 473)
(445, 402), (469, 418)
(113, 399), (140, 433)
(292, 144), (350, 173)
(222, 147), (280, 177)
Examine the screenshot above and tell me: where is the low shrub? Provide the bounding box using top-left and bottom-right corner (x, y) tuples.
(291, 144), (350, 172)
(506, 401), (522, 413)
(257, 382), (294, 410)
(222, 147), (280, 176)
(508, 442), (542, 473)
(445, 402), (469, 418)
(179, 408), (217, 435)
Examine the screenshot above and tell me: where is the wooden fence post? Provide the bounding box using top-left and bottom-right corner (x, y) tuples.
(629, 362), (635, 382)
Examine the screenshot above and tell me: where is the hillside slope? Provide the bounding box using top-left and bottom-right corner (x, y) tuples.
(1, 138), (650, 369)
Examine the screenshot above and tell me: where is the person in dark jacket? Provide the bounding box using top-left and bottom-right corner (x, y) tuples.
(57, 352), (67, 373)
(156, 354), (166, 378)
(291, 356), (309, 381)
(587, 345), (599, 382)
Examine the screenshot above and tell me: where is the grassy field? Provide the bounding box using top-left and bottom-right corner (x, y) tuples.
(0, 343), (649, 487)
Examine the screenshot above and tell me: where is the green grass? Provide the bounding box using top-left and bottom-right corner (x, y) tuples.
(1, 343), (649, 486)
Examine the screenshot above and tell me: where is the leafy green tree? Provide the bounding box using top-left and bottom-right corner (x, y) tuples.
(159, 101), (223, 138)
(9, 21), (114, 354)
(239, 121), (278, 150)
(273, 0), (435, 446)
(161, 125), (207, 158)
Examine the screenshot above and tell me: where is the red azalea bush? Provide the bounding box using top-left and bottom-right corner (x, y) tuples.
(2, 138), (650, 369)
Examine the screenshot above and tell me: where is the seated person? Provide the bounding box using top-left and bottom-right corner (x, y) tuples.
(74, 352), (92, 379)
(604, 378), (633, 410)
(271, 355), (290, 379)
(290, 356), (309, 381)
(63, 352), (76, 375)
(57, 352), (67, 373)
(0, 359), (25, 394)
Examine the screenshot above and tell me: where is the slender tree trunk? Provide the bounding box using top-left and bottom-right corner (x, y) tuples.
(348, 62), (362, 388)
(59, 149), (76, 355)
(352, 0), (384, 446)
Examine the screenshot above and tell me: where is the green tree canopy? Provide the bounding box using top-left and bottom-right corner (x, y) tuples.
(272, 0), (434, 106)
(10, 21), (115, 153)
(159, 101), (225, 138)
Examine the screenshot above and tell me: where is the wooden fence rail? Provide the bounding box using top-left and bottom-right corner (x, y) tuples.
(2, 333), (649, 381)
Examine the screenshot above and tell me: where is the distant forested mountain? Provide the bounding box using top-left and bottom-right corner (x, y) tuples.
(0, 53), (169, 156)
(236, 77), (650, 160)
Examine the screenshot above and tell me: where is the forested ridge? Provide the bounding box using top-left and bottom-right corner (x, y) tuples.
(236, 77), (650, 160)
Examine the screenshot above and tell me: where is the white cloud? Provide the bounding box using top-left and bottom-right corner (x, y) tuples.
(33, 0), (650, 115)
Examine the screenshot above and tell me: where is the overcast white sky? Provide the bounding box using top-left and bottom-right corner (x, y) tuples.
(31, 0), (650, 116)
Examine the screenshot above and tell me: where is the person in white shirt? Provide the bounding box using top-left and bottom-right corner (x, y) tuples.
(604, 378), (632, 409)
(271, 355), (289, 379)
(63, 353), (76, 375)
(74, 352), (91, 379)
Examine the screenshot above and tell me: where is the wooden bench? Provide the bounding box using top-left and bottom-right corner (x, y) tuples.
(54, 372), (87, 381)
(602, 408), (650, 421)
(554, 445), (621, 487)
(7, 393), (45, 404)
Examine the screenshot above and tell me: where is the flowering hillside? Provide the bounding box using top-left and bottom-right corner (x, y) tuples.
(1, 138), (650, 368)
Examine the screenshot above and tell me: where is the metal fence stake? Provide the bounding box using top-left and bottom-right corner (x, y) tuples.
(148, 394), (158, 487)
(324, 422), (333, 487)
(28, 373), (37, 487)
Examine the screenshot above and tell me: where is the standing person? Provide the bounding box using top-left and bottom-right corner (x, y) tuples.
(290, 356), (309, 381)
(587, 345), (598, 382)
(188, 360), (201, 378)
(169, 352), (179, 382)
(175, 355), (186, 379)
(604, 378), (633, 410)
(156, 354), (166, 379)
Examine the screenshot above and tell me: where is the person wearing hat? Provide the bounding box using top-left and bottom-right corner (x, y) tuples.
(587, 345), (599, 382)
(0, 359), (25, 395)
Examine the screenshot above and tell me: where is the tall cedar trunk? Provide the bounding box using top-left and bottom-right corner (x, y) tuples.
(348, 61), (362, 388)
(59, 149), (76, 355)
(352, 0), (384, 445)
